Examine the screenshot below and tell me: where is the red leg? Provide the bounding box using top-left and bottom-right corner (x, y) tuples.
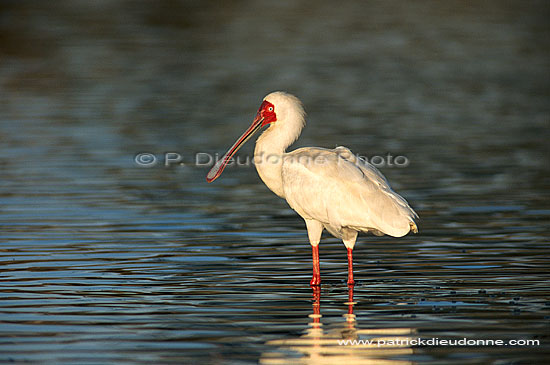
(310, 245), (321, 286)
(347, 247), (355, 286)
(347, 284), (354, 315)
(311, 286), (321, 325)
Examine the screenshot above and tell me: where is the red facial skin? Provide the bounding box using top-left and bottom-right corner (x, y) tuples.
(257, 100), (277, 126)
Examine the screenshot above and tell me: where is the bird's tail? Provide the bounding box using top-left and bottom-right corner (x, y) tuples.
(410, 221), (418, 234)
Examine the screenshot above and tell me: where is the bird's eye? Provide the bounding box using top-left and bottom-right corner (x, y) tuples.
(268, 107), (273, 112)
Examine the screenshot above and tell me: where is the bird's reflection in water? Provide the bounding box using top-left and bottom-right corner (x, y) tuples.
(261, 286), (416, 365)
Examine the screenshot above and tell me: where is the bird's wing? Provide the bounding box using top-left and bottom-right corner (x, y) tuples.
(334, 146), (419, 219)
(282, 147), (417, 237)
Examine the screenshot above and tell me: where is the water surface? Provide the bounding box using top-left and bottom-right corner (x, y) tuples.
(1, 1), (549, 363)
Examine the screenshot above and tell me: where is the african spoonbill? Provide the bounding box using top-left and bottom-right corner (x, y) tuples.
(207, 92), (418, 286)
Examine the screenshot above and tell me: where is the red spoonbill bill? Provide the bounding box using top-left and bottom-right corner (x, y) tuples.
(207, 92), (418, 286)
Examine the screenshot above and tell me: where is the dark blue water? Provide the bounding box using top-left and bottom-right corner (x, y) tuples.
(1, 1), (549, 363)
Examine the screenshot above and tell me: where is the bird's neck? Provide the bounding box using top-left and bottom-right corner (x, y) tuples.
(254, 116), (305, 198)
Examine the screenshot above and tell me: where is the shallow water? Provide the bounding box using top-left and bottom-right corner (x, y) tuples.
(1, 1), (549, 363)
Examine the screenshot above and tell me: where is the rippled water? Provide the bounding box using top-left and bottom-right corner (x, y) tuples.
(1, 1), (549, 363)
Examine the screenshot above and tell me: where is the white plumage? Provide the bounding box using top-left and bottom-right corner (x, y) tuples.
(282, 146), (418, 238)
(207, 91), (418, 285)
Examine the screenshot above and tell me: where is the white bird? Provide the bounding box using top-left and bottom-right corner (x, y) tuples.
(207, 92), (418, 286)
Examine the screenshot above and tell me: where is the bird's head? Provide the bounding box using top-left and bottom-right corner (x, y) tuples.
(261, 91), (305, 129)
(206, 91), (305, 183)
